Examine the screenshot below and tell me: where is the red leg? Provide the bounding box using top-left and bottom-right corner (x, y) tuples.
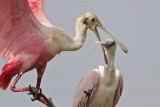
(10, 73), (30, 92)
(34, 76), (48, 105)
(32, 65), (46, 104)
(35, 64), (47, 91)
(36, 76), (42, 91)
(28, 64), (51, 106)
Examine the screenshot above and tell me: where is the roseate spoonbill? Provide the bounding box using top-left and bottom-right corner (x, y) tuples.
(73, 39), (126, 107)
(0, 0), (127, 105)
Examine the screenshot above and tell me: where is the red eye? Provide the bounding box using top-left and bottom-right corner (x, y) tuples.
(91, 18), (95, 22)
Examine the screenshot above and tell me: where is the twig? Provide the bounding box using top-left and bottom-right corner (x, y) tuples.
(40, 89), (55, 107)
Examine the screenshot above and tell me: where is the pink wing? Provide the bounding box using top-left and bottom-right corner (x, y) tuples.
(113, 71), (123, 107)
(28, 0), (53, 27)
(0, 0), (52, 59)
(72, 69), (100, 107)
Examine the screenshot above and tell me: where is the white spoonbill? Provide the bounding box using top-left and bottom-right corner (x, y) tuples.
(73, 39), (126, 107)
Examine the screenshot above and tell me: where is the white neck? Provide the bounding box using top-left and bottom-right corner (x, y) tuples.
(105, 49), (115, 70)
(101, 48), (116, 86)
(49, 18), (88, 51)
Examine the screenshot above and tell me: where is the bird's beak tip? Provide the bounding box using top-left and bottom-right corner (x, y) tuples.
(94, 41), (99, 44)
(125, 50), (128, 53)
(122, 46), (128, 53)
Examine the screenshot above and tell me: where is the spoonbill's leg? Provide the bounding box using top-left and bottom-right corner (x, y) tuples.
(36, 75), (43, 91)
(31, 64), (47, 104)
(10, 73), (30, 92)
(36, 63), (47, 91)
(28, 64), (54, 106)
(29, 76), (48, 105)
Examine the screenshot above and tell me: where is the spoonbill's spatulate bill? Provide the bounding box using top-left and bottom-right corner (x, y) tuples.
(0, 0), (127, 106)
(73, 39), (126, 107)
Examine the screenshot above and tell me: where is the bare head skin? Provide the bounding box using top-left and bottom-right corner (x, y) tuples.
(95, 39), (117, 65)
(95, 39), (116, 50)
(84, 12), (128, 53)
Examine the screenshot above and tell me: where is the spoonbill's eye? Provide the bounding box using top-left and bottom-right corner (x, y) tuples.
(91, 18), (95, 22)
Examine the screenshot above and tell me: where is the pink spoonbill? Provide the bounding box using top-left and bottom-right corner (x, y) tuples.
(73, 39), (126, 107)
(0, 0), (127, 105)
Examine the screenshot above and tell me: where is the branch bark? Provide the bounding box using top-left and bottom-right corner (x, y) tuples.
(28, 85), (55, 107)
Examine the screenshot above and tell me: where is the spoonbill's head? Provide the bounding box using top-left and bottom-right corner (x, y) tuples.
(95, 39), (117, 53)
(95, 39), (117, 64)
(84, 12), (128, 53)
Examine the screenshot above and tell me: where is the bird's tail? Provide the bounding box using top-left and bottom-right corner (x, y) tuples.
(0, 60), (21, 90)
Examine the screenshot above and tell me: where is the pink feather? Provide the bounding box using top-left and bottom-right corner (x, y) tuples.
(113, 72), (123, 107)
(72, 69), (123, 107)
(72, 69), (100, 107)
(0, 0), (57, 90)
(27, 0), (53, 27)
(0, 58), (22, 90)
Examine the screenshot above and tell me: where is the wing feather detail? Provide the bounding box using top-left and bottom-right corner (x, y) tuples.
(0, 0), (52, 59)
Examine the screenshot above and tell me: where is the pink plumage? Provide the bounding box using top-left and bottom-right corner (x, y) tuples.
(113, 73), (123, 106)
(72, 68), (123, 107)
(0, 0), (126, 106)
(72, 69), (100, 107)
(0, 59), (22, 90)
(27, 0), (53, 26)
(0, 0), (58, 90)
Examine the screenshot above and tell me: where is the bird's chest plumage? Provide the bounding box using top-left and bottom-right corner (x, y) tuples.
(89, 73), (118, 107)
